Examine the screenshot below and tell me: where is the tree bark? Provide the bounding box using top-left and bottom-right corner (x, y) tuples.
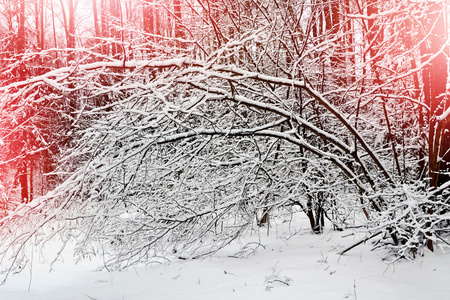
(173, 0), (183, 39)
(68, 0), (76, 49)
(39, 0), (44, 49)
(19, 164), (28, 203)
(426, 2), (449, 190)
(51, 0), (58, 48)
(143, 0), (154, 34)
(17, 0), (26, 54)
(367, 0), (382, 62)
(93, 0), (101, 37)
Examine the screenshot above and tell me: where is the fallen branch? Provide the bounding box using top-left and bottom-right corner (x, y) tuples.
(339, 231), (382, 255)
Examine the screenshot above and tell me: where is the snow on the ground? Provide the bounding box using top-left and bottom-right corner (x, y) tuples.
(0, 218), (448, 300)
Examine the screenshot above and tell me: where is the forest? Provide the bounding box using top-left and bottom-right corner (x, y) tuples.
(0, 0), (449, 283)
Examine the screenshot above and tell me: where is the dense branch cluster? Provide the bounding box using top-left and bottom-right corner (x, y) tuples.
(0, 0), (449, 281)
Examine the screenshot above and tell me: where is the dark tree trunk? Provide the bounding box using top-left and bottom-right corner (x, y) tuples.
(68, 0), (76, 49)
(329, 0), (346, 86)
(344, 0), (355, 84)
(19, 163), (28, 203)
(367, 0), (382, 61)
(417, 2), (450, 252)
(426, 2), (449, 190)
(143, 0), (154, 34)
(173, 0), (183, 39)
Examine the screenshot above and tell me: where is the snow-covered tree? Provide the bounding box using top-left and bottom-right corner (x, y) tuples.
(0, 0), (449, 282)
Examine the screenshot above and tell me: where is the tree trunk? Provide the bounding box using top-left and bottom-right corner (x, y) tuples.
(39, 0), (44, 49)
(427, 2), (449, 190)
(344, 0), (355, 84)
(367, 0), (381, 61)
(101, 0), (108, 54)
(112, 0), (122, 57)
(68, 0), (76, 49)
(35, 0), (40, 49)
(51, 0), (58, 48)
(93, 0), (101, 37)
(143, 0), (154, 34)
(17, 0), (26, 54)
(420, 2), (449, 252)
(59, 0), (76, 59)
(19, 163), (28, 203)
(173, 0), (183, 39)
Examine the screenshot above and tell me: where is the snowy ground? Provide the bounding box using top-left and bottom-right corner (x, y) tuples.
(0, 218), (449, 300)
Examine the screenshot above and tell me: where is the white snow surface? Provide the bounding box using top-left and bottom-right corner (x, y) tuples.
(0, 218), (448, 300)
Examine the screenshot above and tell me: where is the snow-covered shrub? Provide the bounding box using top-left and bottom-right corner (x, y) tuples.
(368, 184), (450, 260)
